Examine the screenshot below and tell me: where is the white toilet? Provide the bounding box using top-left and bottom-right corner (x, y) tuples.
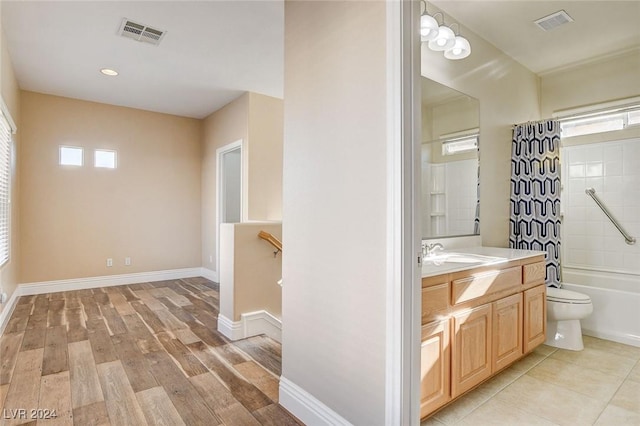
(545, 287), (593, 351)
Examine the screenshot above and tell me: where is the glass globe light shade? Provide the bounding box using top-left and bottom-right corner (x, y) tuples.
(420, 14), (439, 41)
(444, 36), (471, 59)
(428, 25), (455, 51)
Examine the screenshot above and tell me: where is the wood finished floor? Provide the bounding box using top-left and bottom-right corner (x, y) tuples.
(0, 277), (301, 426)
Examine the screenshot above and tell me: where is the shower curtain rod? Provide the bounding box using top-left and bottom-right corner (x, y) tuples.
(511, 119), (559, 129)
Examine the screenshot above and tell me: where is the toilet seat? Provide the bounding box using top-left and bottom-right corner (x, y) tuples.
(546, 287), (591, 304)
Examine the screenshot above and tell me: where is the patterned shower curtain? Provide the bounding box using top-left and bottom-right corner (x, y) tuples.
(509, 120), (562, 287)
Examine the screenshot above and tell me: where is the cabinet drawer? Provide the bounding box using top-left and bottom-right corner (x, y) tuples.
(523, 261), (546, 285)
(452, 266), (522, 305)
(422, 282), (449, 324)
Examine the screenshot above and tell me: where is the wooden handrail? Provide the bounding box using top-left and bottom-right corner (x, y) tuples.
(258, 230), (283, 253)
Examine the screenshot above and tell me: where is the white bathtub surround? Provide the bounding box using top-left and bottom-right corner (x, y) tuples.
(561, 138), (639, 274)
(561, 138), (640, 348)
(423, 159), (478, 237)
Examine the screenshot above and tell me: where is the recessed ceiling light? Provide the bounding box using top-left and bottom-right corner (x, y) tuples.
(100, 68), (119, 76)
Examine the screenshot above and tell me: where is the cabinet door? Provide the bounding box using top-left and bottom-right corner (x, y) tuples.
(420, 318), (451, 419)
(452, 304), (492, 397)
(524, 284), (547, 353)
(492, 293), (523, 372)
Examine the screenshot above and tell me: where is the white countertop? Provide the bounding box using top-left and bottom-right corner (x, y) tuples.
(421, 246), (545, 277)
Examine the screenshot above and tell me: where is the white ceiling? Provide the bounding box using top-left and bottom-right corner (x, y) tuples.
(3, 2), (638, 119)
(431, 0), (640, 75)
(2, 1), (284, 119)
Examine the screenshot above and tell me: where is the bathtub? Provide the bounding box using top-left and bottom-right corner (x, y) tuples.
(562, 267), (640, 348)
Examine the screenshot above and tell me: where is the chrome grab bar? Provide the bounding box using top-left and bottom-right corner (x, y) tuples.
(585, 188), (636, 245)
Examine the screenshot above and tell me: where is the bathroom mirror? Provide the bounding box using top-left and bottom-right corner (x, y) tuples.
(421, 77), (480, 238)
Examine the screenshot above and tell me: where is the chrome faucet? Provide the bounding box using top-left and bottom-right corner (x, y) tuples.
(423, 242), (444, 257)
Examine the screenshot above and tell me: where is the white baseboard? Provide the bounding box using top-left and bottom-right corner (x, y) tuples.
(199, 267), (219, 283)
(217, 310), (281, 343)
(217, 313), (244, 340)
(19, 267), (203, 296)
(0, 288), (21, 335)
(242, 310), (281, 343)
(279, 376), (352, 426)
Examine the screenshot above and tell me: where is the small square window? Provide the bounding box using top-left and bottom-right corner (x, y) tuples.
(95, 150), (117, 169)
(59, 146), (83, 166)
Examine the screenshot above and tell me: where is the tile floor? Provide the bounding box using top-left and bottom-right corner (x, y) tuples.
(421, 336), (640, 426)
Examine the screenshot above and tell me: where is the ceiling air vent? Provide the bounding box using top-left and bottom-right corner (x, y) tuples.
(534, 10), (574, 31)
(118, 18), (166, 46)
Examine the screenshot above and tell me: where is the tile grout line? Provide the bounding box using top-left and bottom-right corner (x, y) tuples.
(455, 349), (557, 425)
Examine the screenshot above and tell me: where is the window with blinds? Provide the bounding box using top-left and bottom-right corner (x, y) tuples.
(0, 104), (14, 268)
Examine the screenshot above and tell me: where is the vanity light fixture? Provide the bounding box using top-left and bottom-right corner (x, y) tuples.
(420, 1), (471, 60)
(420, 3), (440, 41)
(100, 68), (119, 76)
(444, 23), (471, 60)
(428, 24), (456, 51)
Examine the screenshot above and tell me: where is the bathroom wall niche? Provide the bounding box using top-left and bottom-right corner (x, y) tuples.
(421, 77), (480, 239)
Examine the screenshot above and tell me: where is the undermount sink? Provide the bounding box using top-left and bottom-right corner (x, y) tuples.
(424, 252), (504, 265)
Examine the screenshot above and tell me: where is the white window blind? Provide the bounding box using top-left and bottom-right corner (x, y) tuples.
(0, 103), (14, 268)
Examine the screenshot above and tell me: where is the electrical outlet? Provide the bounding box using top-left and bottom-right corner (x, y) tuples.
(209, 255), (213, 263)
(106, 258), (113, 267)
(125, 257), (131, 266)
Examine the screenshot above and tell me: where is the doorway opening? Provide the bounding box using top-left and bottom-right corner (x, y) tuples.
(216, 139), (243, 274)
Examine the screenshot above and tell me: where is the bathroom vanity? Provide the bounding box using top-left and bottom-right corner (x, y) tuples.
(420, 247), (547, 419)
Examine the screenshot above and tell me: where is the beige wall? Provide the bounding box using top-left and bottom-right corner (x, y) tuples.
(219, 222), (281, 322)
(19, 92), (202, 283)
(421, 6), (540, 247)
(282, 1), (387, 423)
(248, 93), (283, 221)
(201, 93), (249, 271)
(0, 22), (21, 314)
(201, 92), (283, 274)
(540, 49), (640, 117)
(423, 96), (479, 164)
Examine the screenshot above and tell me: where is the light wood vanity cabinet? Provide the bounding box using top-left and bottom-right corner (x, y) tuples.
(420, 318), (451, 416)
(451, 303), (492, 397)
(523, 284), (547, 353)
(420, 255), (546, 420)
(492, 293), (523, 372)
